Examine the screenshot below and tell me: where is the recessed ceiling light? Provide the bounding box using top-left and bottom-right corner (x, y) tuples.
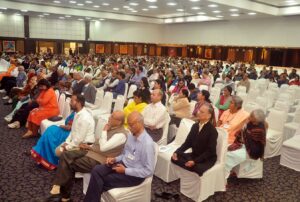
(78, 18), (84, 20)
(216, 15), (224, 18)
(65, 15), (71, 17)
(38, 15), (44, 17)
(93, 5), (100, 8)
(85, 1), (93, 3)
(167, 2), (177, 6)
(191, 7), (200, 10)
(129, 2), (139, 6)
(197, 12), (206, 15)
(113, 8), (120, 10)
(99, 18), (105, 21)
(77, 3), (84, 6)
(0, 7), (7, 10)
(208, 4), (218, 8)
(53, 1), (61, 3)
(43, 13), (50, 15)
(102, 3), (109, 6)
(59, 16), (65, 19)
(149, 5), (158, 8)
(123, 6), (130, 8)
(86, 17), (91, 19)
(177, 9), (184, 12)
(69, 1), (76, 3)
(146, 0), (157, 2)
(189, 0), (200, 2)
(21, 10), (28, 12)
(229, 8), (239, 12)
(142, 8), (149, 11)
(15, 13), (21, 16)
(131, 10), (138, 13)
(213, 10), (221, 13)
(248, 12), (257, 15)
(231, 13), (239, 17)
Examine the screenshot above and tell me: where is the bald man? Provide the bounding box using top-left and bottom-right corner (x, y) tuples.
(84, 112), (156, 202)
(47, 111), (128, 202)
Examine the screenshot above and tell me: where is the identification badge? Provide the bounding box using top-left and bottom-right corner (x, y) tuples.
(223, 124), (230, 129)
(127, 153), (135, 160)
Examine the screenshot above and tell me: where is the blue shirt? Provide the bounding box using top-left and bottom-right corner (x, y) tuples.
(115, 130), (155, 178)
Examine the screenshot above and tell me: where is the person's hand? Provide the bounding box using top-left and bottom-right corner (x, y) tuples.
(112, 164), (126, 173)
(172, 153), (178, 161)
(61, 143), (68, 151)
(106, 157), (116, 165)
(103, 123), (111, 131)
(185, 161), (195, 168)
(79, 143), (91, 150)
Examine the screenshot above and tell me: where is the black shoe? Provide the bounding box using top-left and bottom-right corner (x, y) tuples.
(43, 194), (62, 202)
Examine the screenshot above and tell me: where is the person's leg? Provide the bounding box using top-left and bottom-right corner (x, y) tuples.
(225, 146), (247, 178)
(52, 150), (88, 199)
(102, 173), (144, 192)
(171, 153), (194, 172)
(84, 165), (114, 202)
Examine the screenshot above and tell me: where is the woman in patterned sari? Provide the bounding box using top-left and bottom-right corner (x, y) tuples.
(30, 112), (75, 170)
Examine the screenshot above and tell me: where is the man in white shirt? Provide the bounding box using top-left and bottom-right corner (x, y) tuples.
(55, 94), (95, 156)
(47, 110), (128, 202)
(142, 89), (167, 142)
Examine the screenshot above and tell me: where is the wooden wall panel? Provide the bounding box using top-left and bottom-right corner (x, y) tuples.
(113, 44), (120, 54)
(136, 45), (143, 55)
(95, 44), (105, 54)
(182, 47), (187, 57)
(156, 46), (161, 56)
(128, 44), (134, 56)
(120, 44), (128, 54)
(16, 40), (24, 53)
(105, 43), (111, 54)
(149, 45), (155, 56)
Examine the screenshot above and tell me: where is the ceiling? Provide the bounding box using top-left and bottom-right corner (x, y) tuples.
(0, 0), (300, 24)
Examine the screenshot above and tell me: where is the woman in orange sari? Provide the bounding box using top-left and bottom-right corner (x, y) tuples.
(22, 79), (60, 138)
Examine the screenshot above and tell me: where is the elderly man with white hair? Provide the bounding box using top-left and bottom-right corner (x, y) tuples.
(82, 73), (97, 104)
(225, 109), (267, 178)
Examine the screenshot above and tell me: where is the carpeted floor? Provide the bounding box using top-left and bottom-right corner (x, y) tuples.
(0, 97), (300, 202)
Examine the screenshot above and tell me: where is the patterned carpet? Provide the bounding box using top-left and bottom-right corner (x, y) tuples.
(0, 97), (300, 202)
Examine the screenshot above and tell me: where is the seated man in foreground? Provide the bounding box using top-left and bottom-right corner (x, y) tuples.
(171, 103), (218, 176)
(45, 111), (128, 202)
(84, 111), (156, 202)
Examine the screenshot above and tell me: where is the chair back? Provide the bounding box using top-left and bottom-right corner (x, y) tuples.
(100, 92), (113, 114)
(55, 90), (60, 102)
(127, 84), (137, 99)
(173, 118), (194, 145)
(267, 109), (287, 131)
(216, 127), (228, 164)
(113, 95), (125, 112)
(157, 112), (171, 145)
(94, 89), (104, 108)
(62, 98), (71, 119)
(58, 93), (66, 115)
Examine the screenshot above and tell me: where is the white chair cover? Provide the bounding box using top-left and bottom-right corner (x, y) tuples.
(234, 158), (263, 179)
(126, 84), (137, 99)
(156, 112), (171, 145)
(91, 92), (113, 120)
(113, 95), (125, 112)
(81, 144), (159, 202)
(172, 128), (228, 202)
(264, 109), (288, 158)
(85, 89), (104, 110)
(154, 119), (194, 183)
(280, 135), (300, 172)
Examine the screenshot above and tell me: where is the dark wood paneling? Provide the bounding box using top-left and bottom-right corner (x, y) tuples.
(24, 39), (36, 54)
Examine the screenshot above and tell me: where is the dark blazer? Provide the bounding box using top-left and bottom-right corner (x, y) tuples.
(72, 80), (85, 94)
(83, 84), (97, 104)
(176, 122), (218, 164)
